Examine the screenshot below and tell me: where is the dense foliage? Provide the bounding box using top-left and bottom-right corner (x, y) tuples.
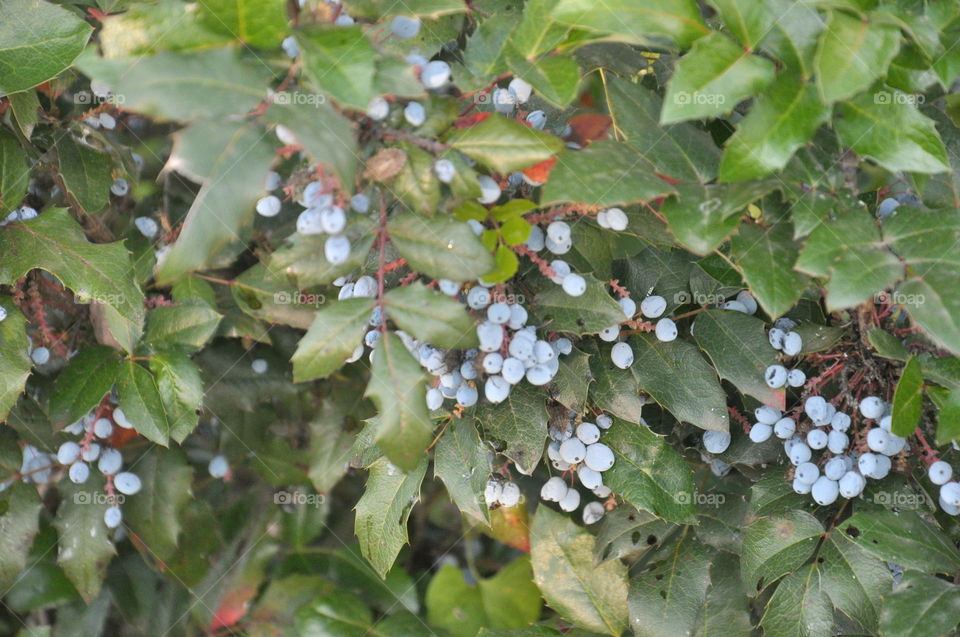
(2, 0), (960, 635)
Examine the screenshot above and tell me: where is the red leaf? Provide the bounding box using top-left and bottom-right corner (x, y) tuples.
(522, 156), (558, 184)
(566, 114), (612, 146)
(454, 112), (492, 129)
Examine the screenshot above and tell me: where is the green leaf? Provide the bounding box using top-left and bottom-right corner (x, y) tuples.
(475, 382), (548, 475)
(594, 508), (675, 563)
(693, 309), (785, 409)
(661, 33), (775, 124)
(0, 483), (42, 591)
(343, 0), (466, 18)
(123, 447), (194, 562)
(434, 418), (491, 525)
(759, 0), (823, 78)
(384, 283), (478, 349)
(512, 0), (572, 58)
(530, 506), (628, 636)
(265, 98), (357, 192)
(629, 334), (729, 432)
(659, 180), (778, 255)
(795, 207), (902, 310)
(588, 343), (645, 423)
(56, 136), (113, 214)
(549, 0), (709, 48)
(299, 26), (377, 110)
(291, 298), (375, 382)
(48, 346), (122, 428)
(541, 141), (675, 207)
(0, 300), (31, 422)
(150, 350), (204, 443)
(449, 115), (563, 173)
(759, 564), (832, 637)
(75, 47), (270, 121)
(354, 456), (427, 579)
(719, 74), (831, 181)
(96, 0), (233, 58)
(271, 225), (376, 289)
(392, 143), (440, 215)
(308, 405), (360, 495)
(819, 531), (890, 631)
(506, 50), (581, 108)
(7, 90), (39, 140)
(156, 121), (276, 284)
(629, 531), (713, 637)
(387, 213), (495, 281)
(835, 91), (950, 174)
(708, 0), (776, 49)
(880, 571), (960, 637)
(500, 217), (532, 246)
(891, 356), (924, 437)
(0, 209), (146, 349)
(231, 263), (315, 330)
(481, 245), (520, 284)
(365, 333), (432, 472)
(741, 510), (823, 591)
(534, 273), (624, 334)
(868, 327), (908, 360)
(145, 305), (222, 351)
(0, 0), (92, 96)
(55, 477), (116, 603)
(116, 360), (170, 446)
(463, 15), (514, 78)
(602, 419), (696, 524)
(731, 222), (806, 319)
(814, 10), (901, 103)
(196, 0), (288, 48)
(605, 76), (719, 184)
(0, 129), (28, 214)
(548, 346), (591, 413)
(838, 511), (960, 574)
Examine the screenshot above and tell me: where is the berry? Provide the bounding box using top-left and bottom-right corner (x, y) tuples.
(619, 297), (636, 319)
(881, 433), (906, 457)
(487, 302), (511, 324)
(765, 365), (788, 389)
(110, 178), (129, 197)
(69, 461), (90, 484)
(93, 417), (113, 439)
(404, 101), (426, 126)
(484, 375), (510, 403)
(320, 206), (346, 234)
(256, 195), (281, 217)
(499, 481), (521, 507)
(750, 423), (773, 443)
(351, 193), (370, 213)
(508, 304), (528, 330)
(540, 476), (567, 502)
(477, 321), (504, 352)
(858, 452), (879, 477)
(251, 359), (268, 374)
(508, 78), (533, 103)
(640, 295), (667, 318)
(391, 16), (421, 39)
(582, 501), (605, 524)
(526, 110), (547, 130)
(610, 342), (634, 369)
(811, 476), (839, 505)
(501, 358), (526, 384)
(599, 324), (620, 342)
(366, 96), (389, 120)
(722, 300), (749, 313)
(782, 331), (803, 356)
(584, 443), (614, 472)
(866, 428), (889, 453)
(795, 462), (819, 485)
(787, 369), (806, 387)
(755, 406), (781, 425)
(434, 159), (456, 184)
(940, 482), (960, 507)
(477, 175), (501, 204)
(789, 442), (811, 465)
(57, 442), (81, 465)
(576, 422), (600, 444)
(877, 198), (900, 218)
(426, 388), (444, 410)
(830, 412), (851, 432)
(824, 457), (847, 481)
(655, 318), (678, 342)
(456, 384), (478, 407)
(485, 480), (503, 506)
(282, 36), (299, 58)
(939, 496), (959, 516)
(482, 353), (504, 374)
(774, 417), (796, 439)
(103, 506), (123, 529)
(547, 221), (571, 245)
(838, 471), (866, 498)
(859, 396), (884, 420)
(508, 333), (534, 360)
(768, 328), (786, 350)
(736, 291), (758, 314)
(577, 465), (602, 490)
(929, 460), (953, 485)
(208, 454), (229, 478)
(31, 347), (50, 365)
(559, 438), (587, 464)
(114, 472), (142, 495)
(807, 429), (828, 450)
(702, 431), (731, 454)
(296, 209), (324, 235)
(596, 414), (613, 429)
(421, 60), (451, 88)
(467, 286), (492, 309)
(804, 396), (828, 422)
(492, 88), (515, 113)
(98, 448), (122, 475)
(81, 443), (101, 462)
(793, 478), (812, 494)
(827, 430), (848, 454)
(534, 340), (554, 363)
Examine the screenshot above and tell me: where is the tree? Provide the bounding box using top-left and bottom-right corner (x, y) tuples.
(0, 0), (959, 635)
